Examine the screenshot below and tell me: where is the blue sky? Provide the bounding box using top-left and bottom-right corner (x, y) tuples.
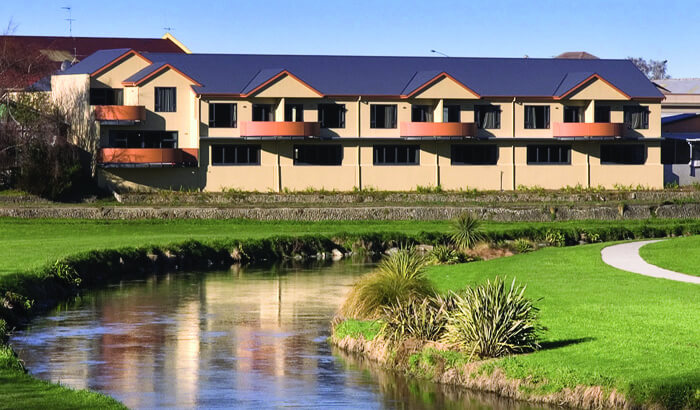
(2, 0), (698, 77)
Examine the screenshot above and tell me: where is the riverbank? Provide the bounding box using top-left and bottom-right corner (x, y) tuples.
(331, 243), (700, 409)
(2, 218), (699, 408)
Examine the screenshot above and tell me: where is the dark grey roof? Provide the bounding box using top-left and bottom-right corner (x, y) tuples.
(61, 48), (132, 75)
(62, 50), (664, 98)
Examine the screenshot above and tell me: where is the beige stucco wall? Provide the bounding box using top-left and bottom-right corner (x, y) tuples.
(439, 142), (514, 190)
(589, 142), (663, 188)
(92, 54), (150, 89)
(100, 68), (198, 149)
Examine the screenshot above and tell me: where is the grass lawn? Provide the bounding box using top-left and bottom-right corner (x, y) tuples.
(0, 370), (125, 410)
(425, 243), (700, 408)
(1, 217), (699, 408)
(639, 236), (700, 276)
(1, 217), (694, 276)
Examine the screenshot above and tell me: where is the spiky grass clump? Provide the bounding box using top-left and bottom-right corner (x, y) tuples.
(428, 245), (461, 265)
(380, 296), (448, 343)
(339, 247), (433, 319)
(441, 277), (541, 358)
(450, 212), (484, 249)
(513, 238), (534, 254)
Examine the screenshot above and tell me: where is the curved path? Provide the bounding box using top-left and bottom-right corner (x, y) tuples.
(601, 240), (700, 284)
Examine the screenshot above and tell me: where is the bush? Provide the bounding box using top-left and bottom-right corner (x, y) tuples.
(380, 296), (448, 343)
(450, 212), (484, 249)
(428, 245), (461, 265)
(513, 238), (534, 253)
(544, 229), (566, 247)
(441, 277), (541, 358)
(339, 247), (433, 319)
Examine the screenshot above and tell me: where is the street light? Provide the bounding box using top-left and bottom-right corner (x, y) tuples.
(430, 49), (449, 57)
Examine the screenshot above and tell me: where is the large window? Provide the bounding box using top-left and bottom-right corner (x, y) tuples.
(252, 104), (274, 121)
(451, 144), (498, 165)
(595, 105), (611, 123)
(211, 145), (260, 165)
(90, 88), (123, 105)
(294, 144), (343, 165)
(524, 105), (550, 129)
(154, 87), (176, 112)
(475, 105), (501, 129)
(209, 103), (237, 128)
(318, 104), (345, 128)
(370, 104), (397, 129)
(563, 106), (582, 123)
(624, 106), (649, 129)
(601, 144), (645, 165)
(108, 131), (177, 148)
(443, 105), (461, 123)
(661, 139), (691, 164)
(373, 145), (420, 165)
(412, 105), (433, 122)
(526, 145), (571, 164)
(285, 104), (304, 122)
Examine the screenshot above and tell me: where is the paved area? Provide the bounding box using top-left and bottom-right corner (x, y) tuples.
(601, 240), (700, 284)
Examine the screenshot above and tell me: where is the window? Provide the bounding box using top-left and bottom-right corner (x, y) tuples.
(563, 106), (582, 123)
(524, 106), (550, 129)
(595, 105), (611, 123)
(451, 144), (498, 165)
(211, 145), (260, 165)
(526, 145), (571, 164)
(601, 144), (645, 165)
(294, 145), (343, 165)
(624, 106), (649, 129)
(373, 145), (420, 165)
(443, 105), (461, 123)
(252, 104), (274, 121)
(209, 103), (237, 128)
(318, 104), (345, 128)
(475, 105), (501, 129)
(412, 105), (433, 122)
(108, 131), (177, 148)
(90, 88), (123, 105)
(154, 87), (176, 112)
(661, 139), (691, 164)
(285, 104), (304, 122)
(370, 104), (397, 128)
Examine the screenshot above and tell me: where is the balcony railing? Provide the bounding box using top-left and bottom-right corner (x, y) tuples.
(93, 105), (146, 123)
(99, 148), (198, 167)
(400, 122), (477, 137)
(240, 121), (320, 137)
(553, 122), (625, 138)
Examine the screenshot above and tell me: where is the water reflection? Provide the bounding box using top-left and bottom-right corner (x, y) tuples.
(10, 260), (548, 409)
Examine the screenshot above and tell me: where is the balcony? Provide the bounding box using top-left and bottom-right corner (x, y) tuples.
(553, 122), (625, 138)
(99, 148), (198, 167)
(240, 121), (320, 137)
(93, 105), (146, 124)
(400, 122), (477, 138)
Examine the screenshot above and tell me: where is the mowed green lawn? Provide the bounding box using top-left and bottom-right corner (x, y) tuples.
(426, 243), (700, 408)
(639, 236), (700, 276)
(2, 217), (694, 276)
(0, 218), (453, 276)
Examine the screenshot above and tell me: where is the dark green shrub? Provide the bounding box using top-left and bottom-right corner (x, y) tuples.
(428, 245), (461, 265)
(380, 296), (448, 343)
(544, 229), (566, 247)
(450, 212), (484, 249)
(441, 277), (542, 358)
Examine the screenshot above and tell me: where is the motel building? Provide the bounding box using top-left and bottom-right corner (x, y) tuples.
(50, 49), (665, 192)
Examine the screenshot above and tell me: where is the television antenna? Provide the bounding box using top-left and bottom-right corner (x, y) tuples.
(163, 26), (175, 33)
(61, 6), (75, 37)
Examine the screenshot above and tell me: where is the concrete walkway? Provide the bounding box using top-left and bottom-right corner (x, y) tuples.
(601, 240), (700, 284)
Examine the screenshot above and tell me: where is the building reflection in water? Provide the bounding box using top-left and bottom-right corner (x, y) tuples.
(9, 259), (550, 409)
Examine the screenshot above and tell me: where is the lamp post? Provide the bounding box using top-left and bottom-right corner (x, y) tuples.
(430, 49), (449, 57)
